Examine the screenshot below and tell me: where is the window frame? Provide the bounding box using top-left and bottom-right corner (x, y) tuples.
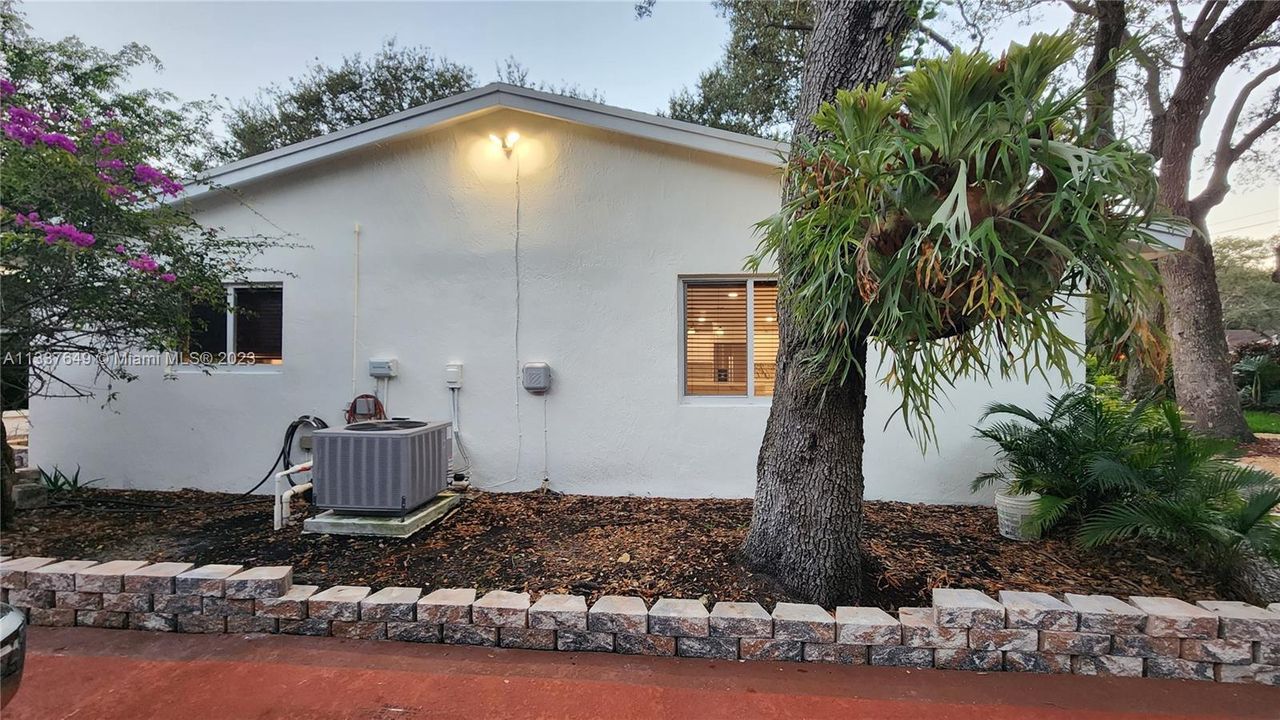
(678, 274), (777, 405)
(173, 282), (284, 374)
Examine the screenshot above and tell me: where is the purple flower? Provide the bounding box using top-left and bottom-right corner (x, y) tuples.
(127, 254), (159, 272)
(81, 117), (93, 130)
(160, 273), (177, 283)
(97, 158), (126, 171)
(0, 79), (15, 97)
(6, 106), (39, 125)
(92, 130), (124, 148)
(38, 132), (77, 153)
(114, 244), (126, 254)
(133, 163), (183, 196)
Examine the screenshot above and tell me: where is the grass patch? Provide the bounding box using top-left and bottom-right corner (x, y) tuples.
(1245, 410), (1280, 434)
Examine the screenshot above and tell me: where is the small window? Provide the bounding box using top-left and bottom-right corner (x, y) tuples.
(186, 285), (283, 365)
(682, 277), (777, 397)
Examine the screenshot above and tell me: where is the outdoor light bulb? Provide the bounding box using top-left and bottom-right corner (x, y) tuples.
(505, 131), (520, 147)
(489, 133), (503, 147)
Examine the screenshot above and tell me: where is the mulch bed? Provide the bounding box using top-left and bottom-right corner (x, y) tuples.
(1, 488), (1224, 608)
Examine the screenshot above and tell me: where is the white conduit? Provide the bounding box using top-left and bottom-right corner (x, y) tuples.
(273, 462), (313, 531)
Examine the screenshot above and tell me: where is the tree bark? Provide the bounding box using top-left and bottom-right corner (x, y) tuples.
(742, 0), (915, 607)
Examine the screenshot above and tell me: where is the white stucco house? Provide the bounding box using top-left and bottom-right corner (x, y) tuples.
(30, 84), (1080, 503)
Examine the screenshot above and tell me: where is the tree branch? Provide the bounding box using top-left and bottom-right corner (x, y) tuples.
(1191, 59), (1280, 213)
(1167, 0), (1190, 44)
(920, 24), (956, 53)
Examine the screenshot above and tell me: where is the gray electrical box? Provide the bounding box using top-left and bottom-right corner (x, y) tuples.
(522, 362), (551, 394)
(369, 358), (398, 378)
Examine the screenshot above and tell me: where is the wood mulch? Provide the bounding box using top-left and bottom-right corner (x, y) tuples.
(0, 488), (1224, 608)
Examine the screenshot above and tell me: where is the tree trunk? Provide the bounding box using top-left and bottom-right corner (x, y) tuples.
(742, 0), (915, 607)
(1, 421), (15, 531)
(1159, 218), (1253, 440)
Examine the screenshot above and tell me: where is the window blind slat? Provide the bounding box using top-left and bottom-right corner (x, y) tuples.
(752, 281), (779, 396)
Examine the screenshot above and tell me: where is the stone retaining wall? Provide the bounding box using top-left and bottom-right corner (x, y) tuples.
(2, 555), (1278, 685)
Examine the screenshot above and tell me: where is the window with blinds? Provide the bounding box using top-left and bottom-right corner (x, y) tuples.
(683, 277), (778, 398)
(185, 285), (284, 365)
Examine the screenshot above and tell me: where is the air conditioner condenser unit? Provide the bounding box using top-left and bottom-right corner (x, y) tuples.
(312, 419), (451, 515)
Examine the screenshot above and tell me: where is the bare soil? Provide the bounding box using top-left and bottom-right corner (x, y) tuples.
(1, 488), (1224, 608)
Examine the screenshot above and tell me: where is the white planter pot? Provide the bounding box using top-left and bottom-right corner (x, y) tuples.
(995, 490), (1042, 541)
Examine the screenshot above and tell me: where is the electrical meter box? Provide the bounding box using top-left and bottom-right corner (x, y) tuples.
(368, 358), (398, 378)
(522, 362), (551, 394)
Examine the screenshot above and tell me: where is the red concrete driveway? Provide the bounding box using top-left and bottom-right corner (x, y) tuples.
(6, 627), (1276, 719)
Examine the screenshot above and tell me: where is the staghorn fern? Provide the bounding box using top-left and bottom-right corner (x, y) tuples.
(750, 33), (1172, 441)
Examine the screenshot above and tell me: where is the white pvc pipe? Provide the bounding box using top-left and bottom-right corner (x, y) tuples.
(273, 462), (313, 531)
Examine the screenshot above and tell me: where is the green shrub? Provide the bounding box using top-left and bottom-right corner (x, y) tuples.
(974, 387), (1280, 571)
(38, 465), (101, 493)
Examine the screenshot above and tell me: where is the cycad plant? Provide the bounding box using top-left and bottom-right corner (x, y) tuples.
(975, 388), (1280, 572)
(750, 33), (1169, 439)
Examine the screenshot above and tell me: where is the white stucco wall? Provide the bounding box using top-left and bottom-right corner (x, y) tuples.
(29, 108), (1081, 503)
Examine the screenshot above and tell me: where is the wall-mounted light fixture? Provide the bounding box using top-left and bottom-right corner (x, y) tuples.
(490, 131), (520, 157)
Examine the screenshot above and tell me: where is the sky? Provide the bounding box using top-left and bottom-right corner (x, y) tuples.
(18, 0), (1280, 242)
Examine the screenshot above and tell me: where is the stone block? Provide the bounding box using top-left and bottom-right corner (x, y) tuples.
(870, 646), (934, 668)
(1258, 643), (1280, 665)
(1216, 663), (1279, 684)
(968, 628), (1037, 652)
(442, 623), (497, 646)
(589, 595), (648, 634)
(1003, 651), (1071, 673)
(101, 593), (150, 613)
(471, 590), (529, 628)
(835, 607), (900, 645)
(202, 596), (254, 616)
(1063, 593), (1146, 634)
(224, 566), (293, 600)
(0, 557), (57, 589)
(417, 588), (475, 625)
(772, 603), (835, 643)
(123, 562), (194, 594)
(1252, 665), (1280, 686)
(76, 610), (127, 629)
(153, 594), (203, 615)
(998, 591), (1077, 631)
(13, 483), (48, 509)
(557, 629), (615, 653)
(934, 648), (1002, 671)
(529, 594), (588, 630)
(1146, 656), (1213, 681)
(498, 627), (555, 650)
(26, 608), (75, 627)
(9, 588), (55, 608)
(1111, 634), (1181, 658)
(1196, 600), (1280, 643)
(802, 643), (868, 664)
(360, 587), (421, 622)
(130, 613), (177, 632)
(257, 585), (319, 619)
(1071, 655), (1144, 677)
(76, 560), (150, 593)
(308, 586), (371, 621)
(1180, 638), (1252, 664)
(739, 638), (803, 662)
(27, 560), (99, 592)
(227, 615), (278, 634)
(648, 598), (709, 637)
(278, 619), (330, 636)
(176, 613), (226, 634)
(331, 620), (386, 640)
(899, 607), (967, 648)
(932, 588), (1004, 629)
(55, 591), (102, 611)
(709, 601), (771, 638)
(676, 636), (738, 659)
(615, 633), (676, 656)
(386, 622), (442, 643)
(1128, 596), (1217, 639)
(1038, 630), (1111, 656)
(174, 564), (244, 597)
